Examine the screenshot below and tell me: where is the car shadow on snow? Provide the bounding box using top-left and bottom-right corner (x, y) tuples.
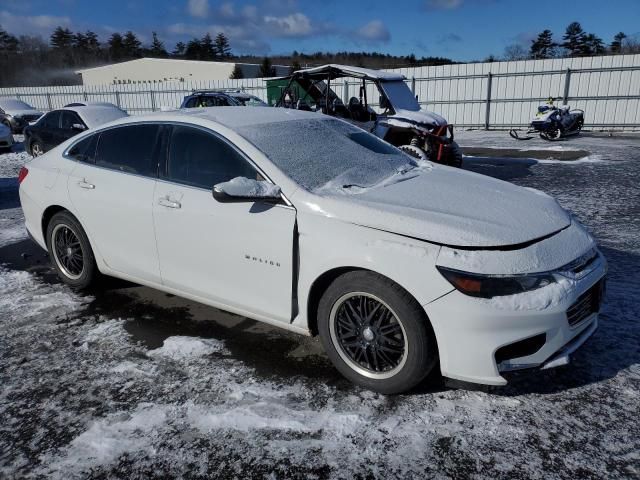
(1, 238), (638, 397)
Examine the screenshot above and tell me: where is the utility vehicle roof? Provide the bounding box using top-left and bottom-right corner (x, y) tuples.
(277, 64), (405, 82)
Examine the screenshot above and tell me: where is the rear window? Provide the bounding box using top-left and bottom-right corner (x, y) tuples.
(236, 118), (415, 191)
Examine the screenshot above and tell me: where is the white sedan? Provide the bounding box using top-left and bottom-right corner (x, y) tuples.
(18, 107), (607, 394)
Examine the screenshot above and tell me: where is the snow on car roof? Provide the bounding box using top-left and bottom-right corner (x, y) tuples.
(277, 64), (405, 82)
(0, 99), (36, 111)
(173, 106), (325, 128)
(64, 105), (128, 128)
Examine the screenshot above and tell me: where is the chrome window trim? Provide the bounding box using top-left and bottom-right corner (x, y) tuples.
(61, 120), (295, 208)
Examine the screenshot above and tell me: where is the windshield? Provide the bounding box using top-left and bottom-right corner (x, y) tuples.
(0, 99), (34, 111)
(379, 80), (420, 112)
(237, 118), (415, 191)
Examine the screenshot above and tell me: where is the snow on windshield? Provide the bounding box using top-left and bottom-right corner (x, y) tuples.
(0, 99), (34, 111)
(237, 118), (415, 191)
(380, 81), (420, 112)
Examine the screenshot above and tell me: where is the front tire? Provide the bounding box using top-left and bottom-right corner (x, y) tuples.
(46, 211), (98, 289)
(30, 140), (44, 157)
(318, 271), (438, 394)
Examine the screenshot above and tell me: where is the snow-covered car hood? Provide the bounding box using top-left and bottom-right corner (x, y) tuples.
(386, 108), (448, 128)
(311, 166), (571, 248)
(5, 109), (44, 118)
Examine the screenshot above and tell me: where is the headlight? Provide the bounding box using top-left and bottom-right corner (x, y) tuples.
(436, 266), (556, 298)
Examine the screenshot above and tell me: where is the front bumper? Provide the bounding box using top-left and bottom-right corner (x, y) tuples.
(424, 256), (607, 386)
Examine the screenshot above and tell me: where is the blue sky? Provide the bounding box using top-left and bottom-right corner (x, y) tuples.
(1, 0), (639, 60)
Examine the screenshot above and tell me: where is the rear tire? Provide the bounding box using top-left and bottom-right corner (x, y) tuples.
(46, 211), (98, 289)
(317, 271), (438, 394)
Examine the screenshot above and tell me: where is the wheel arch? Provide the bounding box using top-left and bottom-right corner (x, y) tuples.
(305, 266), (437, 343)
(41, 205), (68, 242)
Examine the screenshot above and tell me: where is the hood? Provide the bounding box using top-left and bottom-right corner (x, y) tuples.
(6, 109), (44, 118)
(311, 165), (571, 248)
(387, 108), (448, 128)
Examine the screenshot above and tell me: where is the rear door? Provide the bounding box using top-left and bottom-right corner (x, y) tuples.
(67, 124), (164, 284)
(153, 124), (297, 323)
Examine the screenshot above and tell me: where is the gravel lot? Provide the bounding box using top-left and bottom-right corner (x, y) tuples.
(1, 130), (639, 479)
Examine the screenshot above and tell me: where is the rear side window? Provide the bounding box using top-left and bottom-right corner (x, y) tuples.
(67, 134), (98, 163)
(95, 124), (161, 177)
(165, 126), (257, 189)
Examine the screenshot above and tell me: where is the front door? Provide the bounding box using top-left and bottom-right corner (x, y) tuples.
(153, 125), (296, 323)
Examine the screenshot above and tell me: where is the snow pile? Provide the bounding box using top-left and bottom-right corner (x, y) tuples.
(147, 336), (224, 360)
(0, 151), (30, 178)
(0, 208), (27, 247)
(44, 403), (170, 474)
(215, 176), (281, 198)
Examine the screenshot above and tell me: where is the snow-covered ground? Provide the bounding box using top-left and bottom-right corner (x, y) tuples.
(0, 132), (639, 479)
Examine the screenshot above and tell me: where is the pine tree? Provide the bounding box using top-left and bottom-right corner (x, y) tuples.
(562, 22), (587, 57)
(184, 38), (202, 59)
(150, 32), (167, 57)
(610, 32), (627, 54)
(214, 33), (232, 58)
(288, 59), (301, 74)
(173, 41), (186, 57)
(201, 33), (216, 60)
(584, 33), (605, 56)
(73, 32), (88, 53)
(259, 57), (276, 77)
(50, 26), (74, 50)
(230, 64), (244, 79)
(530, 30), (557, 59)
(84, 31), (100, 55)
(0, 26), (19, 54)
(108, 33), (125, 61)
(122, 31), (142, 58)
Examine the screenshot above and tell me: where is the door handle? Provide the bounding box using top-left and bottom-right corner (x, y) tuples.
(77, 179), (95, 189)
(158, 197), (181, 209)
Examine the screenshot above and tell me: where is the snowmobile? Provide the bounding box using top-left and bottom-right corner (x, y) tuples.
(270, 64), (463, 167)
(510, 98), (584, 141)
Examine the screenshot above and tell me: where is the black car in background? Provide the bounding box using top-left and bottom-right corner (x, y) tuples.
(24, 106), (128, 156)
(179, 91), (241, 108)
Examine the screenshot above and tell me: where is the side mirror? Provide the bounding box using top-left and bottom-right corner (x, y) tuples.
(212, 177), (282, 203)
(72, 123), (86, 131)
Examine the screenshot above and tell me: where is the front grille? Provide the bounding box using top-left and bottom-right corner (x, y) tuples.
(567, 279), (604, 326)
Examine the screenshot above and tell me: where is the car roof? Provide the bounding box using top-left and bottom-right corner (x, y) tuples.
(105, 106), (324, 130)
(56, 105), (128, 127)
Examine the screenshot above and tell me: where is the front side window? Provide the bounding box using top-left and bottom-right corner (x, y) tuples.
(61, 111), (83, 130)
(40, 111), (61, 129)
(95, 124), (161, 177)
(67, 134), (98, 163)
(165, 125), (258, 189)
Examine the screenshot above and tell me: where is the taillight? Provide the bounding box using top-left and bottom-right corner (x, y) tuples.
(18, 167), (28, 184)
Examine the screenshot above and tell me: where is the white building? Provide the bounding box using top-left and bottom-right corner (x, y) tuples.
(76, 58), (290, 86)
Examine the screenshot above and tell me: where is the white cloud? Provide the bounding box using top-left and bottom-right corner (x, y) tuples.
(263, 13), (313, 37)
(425, 0), (463, 8)
(187, 0), (209, 19)
(352, 20), (391, 43)
(0, 10), (72, 36)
